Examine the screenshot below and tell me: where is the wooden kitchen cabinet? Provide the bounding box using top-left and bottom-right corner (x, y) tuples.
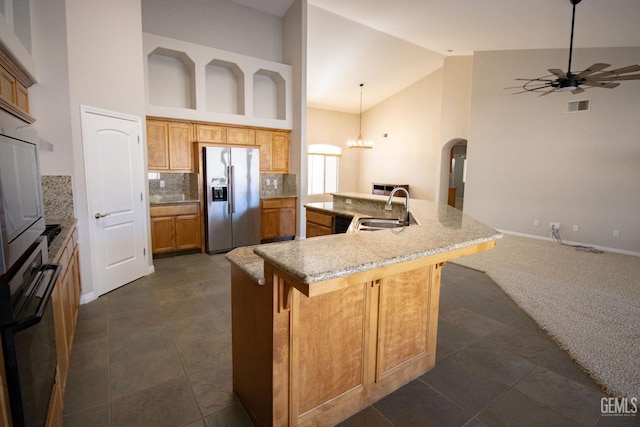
(150, 203), (201, 254)
(51, 226), (82, 400)
(147, 118), (195, 172)
(256, 130), (289, 172)
(227, 127), (255, 145)
(194, 123), (226, 143)
(231, 256), (445, 426)
(261, 198), (296, 242)
(306, 207), (334, 237)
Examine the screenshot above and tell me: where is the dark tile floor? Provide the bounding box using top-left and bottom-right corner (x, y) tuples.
(62, 254), (636, 426)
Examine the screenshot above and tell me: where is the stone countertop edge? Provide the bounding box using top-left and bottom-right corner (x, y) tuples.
(254, 197), (502, 286)
(260, 193), (298, 200)
(46, 218), (78, 264)
(150, 199), (200, 205)
(226, 246), (266, 284)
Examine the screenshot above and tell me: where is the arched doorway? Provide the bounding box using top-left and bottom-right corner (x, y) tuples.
(439, 138), (467, 210)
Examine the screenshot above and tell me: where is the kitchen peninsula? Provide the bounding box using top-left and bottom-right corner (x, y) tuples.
(227, 193), (501, 426)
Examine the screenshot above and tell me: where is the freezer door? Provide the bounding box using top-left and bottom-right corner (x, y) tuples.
(204, 147), (232, 253)
(230, 147), (260, 248)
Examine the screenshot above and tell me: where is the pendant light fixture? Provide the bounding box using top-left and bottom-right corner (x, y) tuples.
(347, 83), (373, 149)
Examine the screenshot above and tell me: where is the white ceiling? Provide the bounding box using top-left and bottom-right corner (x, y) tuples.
(230, 0), (640, 113)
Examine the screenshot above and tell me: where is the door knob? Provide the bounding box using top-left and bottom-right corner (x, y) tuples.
(94, 213), (109, 219)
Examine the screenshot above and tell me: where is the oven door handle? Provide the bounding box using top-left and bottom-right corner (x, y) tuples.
(12, 264), (61, 333)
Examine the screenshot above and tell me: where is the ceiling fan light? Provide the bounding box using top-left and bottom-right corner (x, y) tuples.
(558, 85), (577, 92)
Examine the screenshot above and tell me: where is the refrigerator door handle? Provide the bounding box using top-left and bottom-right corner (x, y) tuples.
(228, 165), (235, 214)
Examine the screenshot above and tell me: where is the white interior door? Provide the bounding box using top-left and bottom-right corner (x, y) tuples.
(81, 106), (147, 296)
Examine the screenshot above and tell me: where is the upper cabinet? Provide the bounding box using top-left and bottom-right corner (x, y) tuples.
(256, 130), (289, 173)
(148, 117), (289, 174)
(0, 44), (35, 123)
(147, 118), (194, 172)
(0, 0), (37, 123)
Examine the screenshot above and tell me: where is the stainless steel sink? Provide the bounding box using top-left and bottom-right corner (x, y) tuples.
(355, 217), (408, 231)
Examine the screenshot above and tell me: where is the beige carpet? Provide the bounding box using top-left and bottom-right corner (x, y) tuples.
(452, 234), (640, 398)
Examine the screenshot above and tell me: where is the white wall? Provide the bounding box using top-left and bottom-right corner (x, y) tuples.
(466, 48), (640, 253)
(438, 56), (473, 204)
(30, 0), (74, 176)
(141, 0), (284, 63)
(306, 108), (359, 202)
(65, 0), (148, 297)
(357, 69), (444, 201)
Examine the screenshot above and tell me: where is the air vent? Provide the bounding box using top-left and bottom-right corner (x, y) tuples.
(567, 99), (590, 113)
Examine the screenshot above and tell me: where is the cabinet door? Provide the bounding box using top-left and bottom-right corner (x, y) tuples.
(151, 216), (176, 253)
(256, 131), (273, 172)
(168, 122), (194, 171)
(271, 132), (289, 173)
(227, 128), (255, 145)
(146, 120), (169, 170)
(261, 209), (280, 240)
(279, 207), (296, 237)
(175, 214), (200, 250)
(195, 124), (226, 143)
(45, 381), (63, 427)
(51, 280), (69, 395)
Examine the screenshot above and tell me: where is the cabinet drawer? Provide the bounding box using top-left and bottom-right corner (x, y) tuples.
(306, 209), (333, 228)
(262, 198), (296, 209)
(150, 203), (199, 217)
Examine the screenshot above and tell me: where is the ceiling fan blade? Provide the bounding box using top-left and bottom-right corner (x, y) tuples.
(576, 63), (611, 78)
(600, 64), (640, 75)
(548, 69), (567, 79)
(605, 74), (640, 81)
(582, 81), (620, 89)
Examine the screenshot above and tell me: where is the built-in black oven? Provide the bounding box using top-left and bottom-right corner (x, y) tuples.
(0, 238), (60, 427)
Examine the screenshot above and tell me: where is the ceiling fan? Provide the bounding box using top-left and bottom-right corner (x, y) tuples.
(512, 0), (640, 96)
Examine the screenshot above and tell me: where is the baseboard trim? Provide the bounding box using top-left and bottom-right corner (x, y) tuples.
(496, 229), (640, 257)
(79, 292), (97, 305)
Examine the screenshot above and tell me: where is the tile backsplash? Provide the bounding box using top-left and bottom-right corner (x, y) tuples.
(260, 173), (297, 198)
(41, 175), (74, 220)
(148, 173), (199, 203)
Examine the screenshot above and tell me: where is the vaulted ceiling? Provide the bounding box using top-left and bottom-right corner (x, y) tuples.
(231, 0), (640, 112)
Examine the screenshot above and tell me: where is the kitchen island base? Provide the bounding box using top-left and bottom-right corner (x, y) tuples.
(231, 241), (495, 426)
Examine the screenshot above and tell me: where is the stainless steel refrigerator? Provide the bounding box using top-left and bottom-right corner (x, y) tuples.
(203, 146), (260, 253)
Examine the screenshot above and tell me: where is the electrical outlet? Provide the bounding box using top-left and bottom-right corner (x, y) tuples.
(159, 180), (165, 188)
(346, 198), (352, 205)
(550, 222), (560, 230)
(533, 219), (540, 226)
(613, 230), (620, 238)
(573, 225), (579, 232)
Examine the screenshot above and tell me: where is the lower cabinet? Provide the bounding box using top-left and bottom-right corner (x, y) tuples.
(306, 208), (334, 237)
(150, 203), (201, 254)
(49, 226), (82, 426)
(261, 198), (296, 242)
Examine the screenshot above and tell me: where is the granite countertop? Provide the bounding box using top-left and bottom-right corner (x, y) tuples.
(46, 218), (78, 263)
(228, 193), (502, 287)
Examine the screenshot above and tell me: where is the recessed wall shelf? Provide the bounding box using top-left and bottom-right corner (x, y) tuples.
(143, 33), (292, 130)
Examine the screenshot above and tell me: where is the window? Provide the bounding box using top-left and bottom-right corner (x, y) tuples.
(307, 144), (341, 195)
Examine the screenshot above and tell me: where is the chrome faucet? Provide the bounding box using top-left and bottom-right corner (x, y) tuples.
(385, 187), (410, 224)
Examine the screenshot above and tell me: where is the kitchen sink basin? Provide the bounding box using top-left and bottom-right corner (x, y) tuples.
(356, 216), (412, 231)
